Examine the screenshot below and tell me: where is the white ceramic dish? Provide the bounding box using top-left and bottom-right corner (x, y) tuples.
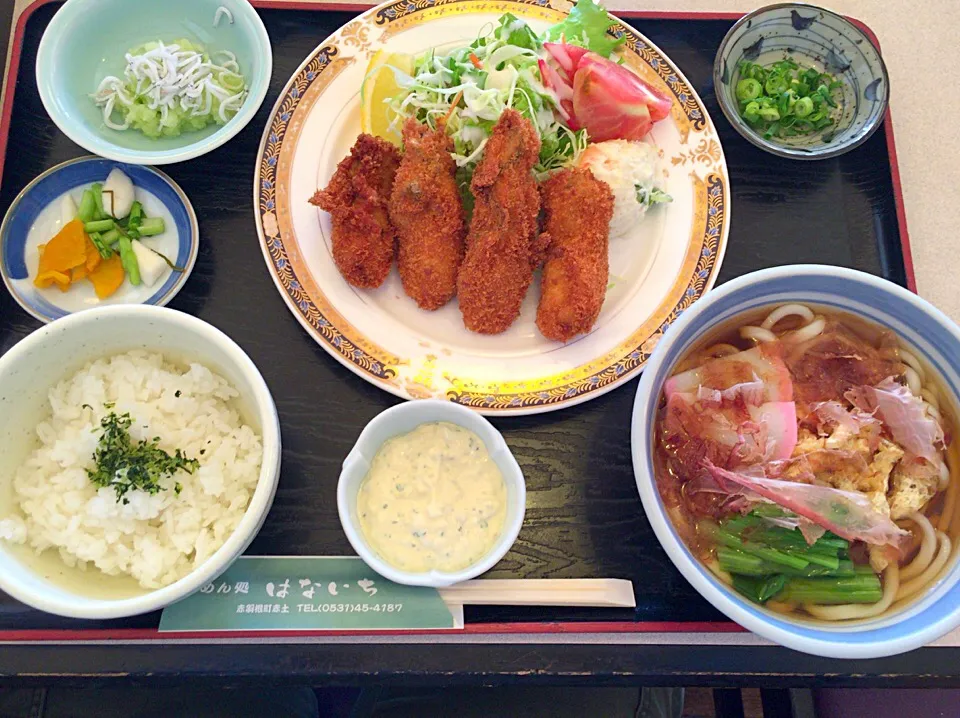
(255, 0), (730, 414)
(631, 265), (960, 659)
(338, 400), (525, 587)
(1, 157), (199, 323)
(713, 3), (889, 160)
(36, 0), (272, 165)
(0, 305), (281, 619)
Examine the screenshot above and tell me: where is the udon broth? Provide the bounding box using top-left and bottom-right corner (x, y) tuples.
(654, 303), (959, 622)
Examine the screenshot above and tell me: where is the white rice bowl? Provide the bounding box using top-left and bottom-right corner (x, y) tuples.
(0, 350), (263, 589)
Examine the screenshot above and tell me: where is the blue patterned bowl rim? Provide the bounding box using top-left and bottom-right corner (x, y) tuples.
(632, 265), (960, 658)
(0, 156), (199, 323)
(713, 2), (890, 160)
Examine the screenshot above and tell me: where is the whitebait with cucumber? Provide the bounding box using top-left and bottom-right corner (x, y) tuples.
(92, 39), (249, 139)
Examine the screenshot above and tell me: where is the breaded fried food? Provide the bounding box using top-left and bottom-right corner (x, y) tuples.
(309, 134), (400, 288)
(457, 110), (541, 334)
(536, 167), (615, 343)
(389, 119), (466, 310)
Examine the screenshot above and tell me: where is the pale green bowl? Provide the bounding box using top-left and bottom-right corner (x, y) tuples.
(36, 0), (272, 165)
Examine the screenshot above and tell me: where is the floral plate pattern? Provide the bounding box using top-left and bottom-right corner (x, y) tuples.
(254, 0), (730, 415)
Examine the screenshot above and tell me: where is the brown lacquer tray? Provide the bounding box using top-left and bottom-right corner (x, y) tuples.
(0, 0), (913, 643)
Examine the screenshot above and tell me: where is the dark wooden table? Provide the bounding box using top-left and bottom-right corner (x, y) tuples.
(0, 0), (958, 688)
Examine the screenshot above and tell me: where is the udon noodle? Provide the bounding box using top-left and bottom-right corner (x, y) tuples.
(655, 303), (958, 622)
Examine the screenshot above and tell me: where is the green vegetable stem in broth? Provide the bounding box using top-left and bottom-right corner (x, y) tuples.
(735, 58), (843, 140)
(705, 510), (883, 606)
(87, 407), (199, 504)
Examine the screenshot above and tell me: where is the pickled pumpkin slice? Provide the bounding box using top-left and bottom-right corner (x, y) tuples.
(87, 253), (124, 299)
(83, 233), (101, 274)
(34, 269), (71, 291)
(34, 219), (87, 289)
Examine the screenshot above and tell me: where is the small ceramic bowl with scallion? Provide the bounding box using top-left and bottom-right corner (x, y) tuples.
(713, 3), (889, 160)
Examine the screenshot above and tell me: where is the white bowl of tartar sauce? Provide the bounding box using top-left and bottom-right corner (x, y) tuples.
(337, 400), (526, 587)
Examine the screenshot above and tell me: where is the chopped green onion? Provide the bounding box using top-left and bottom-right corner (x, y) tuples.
(764, 73), (789, 95)
(77, 190), (97, 223)
(794, 96), (814, 118)
(137, 216), (165, 237)
(84, 218), (115, 234)
(117, 235), (141, 286)
(90, 183), (107, 221)
(736, 56), (844, 140)
(736, 78), (762, 102)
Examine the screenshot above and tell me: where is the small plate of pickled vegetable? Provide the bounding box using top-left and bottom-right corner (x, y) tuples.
(1, 157), (198, 323)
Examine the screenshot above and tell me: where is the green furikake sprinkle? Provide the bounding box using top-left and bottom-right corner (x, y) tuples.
(735, 57), (844, 140)
(87, 411), (199, 504)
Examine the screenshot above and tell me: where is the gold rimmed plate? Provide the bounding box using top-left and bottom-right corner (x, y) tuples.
(253, 0), (730, 415)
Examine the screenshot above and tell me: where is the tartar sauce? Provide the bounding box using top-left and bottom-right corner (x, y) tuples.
(357, 422), (507, 573)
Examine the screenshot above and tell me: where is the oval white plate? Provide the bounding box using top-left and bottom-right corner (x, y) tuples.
(254, 0), (730, 415)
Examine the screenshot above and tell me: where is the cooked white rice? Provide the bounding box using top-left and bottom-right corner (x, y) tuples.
(0, 350), (263, 589)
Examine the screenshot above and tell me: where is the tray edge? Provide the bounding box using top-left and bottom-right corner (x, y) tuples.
(0, 0), (917, 643)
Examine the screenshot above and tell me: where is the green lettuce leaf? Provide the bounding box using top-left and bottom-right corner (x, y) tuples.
(495, 13), (542, 51)
(543, 0), (625, 58)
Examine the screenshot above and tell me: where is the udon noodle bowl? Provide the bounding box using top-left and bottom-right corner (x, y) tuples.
(654, 303), (958, 622)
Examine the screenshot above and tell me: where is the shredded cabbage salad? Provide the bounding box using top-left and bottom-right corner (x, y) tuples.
(92, 39), (249, 139)
(391, 14), (583, 185)
(387, 0), (621, 196)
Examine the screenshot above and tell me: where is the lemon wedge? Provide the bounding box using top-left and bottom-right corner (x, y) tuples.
(360, 50), (415, 146)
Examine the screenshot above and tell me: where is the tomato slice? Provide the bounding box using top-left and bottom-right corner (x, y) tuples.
(543, 42), (590, 84)
(573, 60), (652, 142)
(537, 57), (578, 128)
(537, 46), (674, 139)
(537, 57), (573, 102)
(576, 52), (674, 124)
